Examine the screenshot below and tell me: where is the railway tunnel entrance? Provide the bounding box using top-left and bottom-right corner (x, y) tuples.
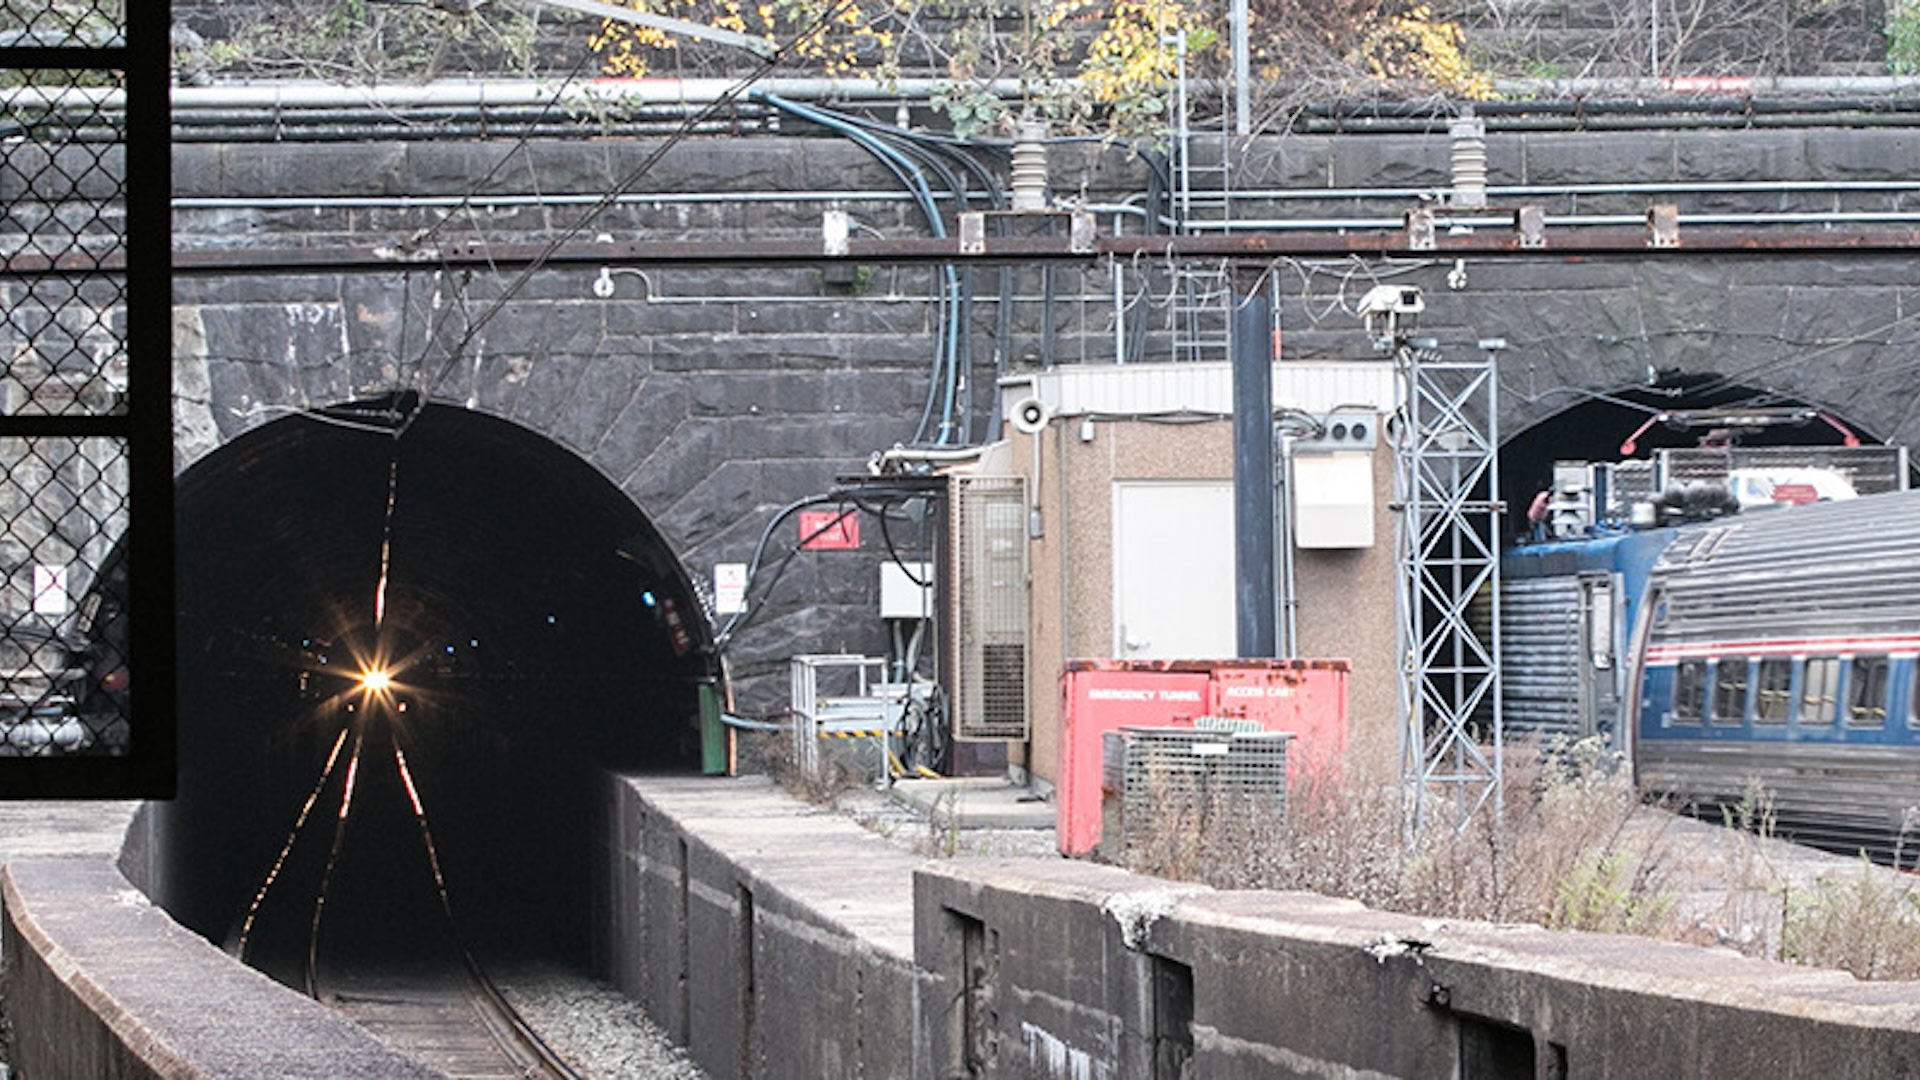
(153, 395), (716, 984)
(1497, 374), (1899, 538)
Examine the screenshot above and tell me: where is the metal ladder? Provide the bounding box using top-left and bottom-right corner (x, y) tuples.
(1167, 36), (1236, 364)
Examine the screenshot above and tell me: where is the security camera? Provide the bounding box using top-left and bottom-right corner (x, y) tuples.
(1357, 284), (1424, 316)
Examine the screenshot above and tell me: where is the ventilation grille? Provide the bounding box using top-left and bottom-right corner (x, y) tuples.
(950, 475), (1028, 741)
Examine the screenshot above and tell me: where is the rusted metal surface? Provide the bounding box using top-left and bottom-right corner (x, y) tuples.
(10, 223), (1920, 278)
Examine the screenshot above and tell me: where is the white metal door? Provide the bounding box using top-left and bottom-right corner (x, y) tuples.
(1113, 481), (1236, 659)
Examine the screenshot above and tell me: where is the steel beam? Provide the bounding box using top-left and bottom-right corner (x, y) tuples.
(10, 223), (1920, 278)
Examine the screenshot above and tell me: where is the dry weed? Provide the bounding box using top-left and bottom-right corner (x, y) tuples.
(1780, 861), (1920, 981)
(754, 728), (863, 808)
(1114, 734), (1920, 980)
(1122, 735), (1682, 932)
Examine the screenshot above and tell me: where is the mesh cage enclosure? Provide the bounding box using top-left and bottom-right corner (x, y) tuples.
(0, 3), (173, 793)
(948, 474), (1028, 741)
(1112, 726), (1289, 869)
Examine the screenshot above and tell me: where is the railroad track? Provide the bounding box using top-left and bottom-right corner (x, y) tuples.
(326, 963), (585, 1080)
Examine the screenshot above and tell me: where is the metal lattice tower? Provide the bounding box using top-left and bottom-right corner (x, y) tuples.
(1393, 337), (1505, 835)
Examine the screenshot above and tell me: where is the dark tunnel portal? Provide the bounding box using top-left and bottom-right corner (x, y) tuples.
(166, 398), (712, 984)
(1498, 377), (1887, 540)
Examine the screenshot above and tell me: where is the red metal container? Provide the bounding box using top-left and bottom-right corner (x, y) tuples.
(1056, 660), (1210, 856)
(1055, 658), (1350, 856)
(1205, 659), (1349, 789)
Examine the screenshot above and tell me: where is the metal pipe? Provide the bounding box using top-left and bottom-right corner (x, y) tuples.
(169, 122), (767, 142)
(175, 184), (1920, 241)
(1494, 75), (1920, 97)
(12, 73), (1920, 113)
(870, 445), (985, 472)
(1276, 433), (1297, 656)
(1, 76), (1048, 112)
(1111, 213), (1127, 365)
(1180, 180), (1920, 202)
(1169, 209), (1920, 233)
(1231, 0), (1249, 136)
(173, 190), (921, 210)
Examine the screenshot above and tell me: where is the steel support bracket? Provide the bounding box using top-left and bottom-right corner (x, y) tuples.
(1647, 204), (1681, 248)
(1406, 208), (1436, 251)
(1069, 211), (1095, 254)
(1516, 205), (1547, 249)
(958, 212), (986, 255)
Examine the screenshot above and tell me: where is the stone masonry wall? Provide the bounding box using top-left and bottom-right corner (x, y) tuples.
(159, 123), (1920, 716)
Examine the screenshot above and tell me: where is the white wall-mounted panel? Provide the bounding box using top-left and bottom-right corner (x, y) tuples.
(1292, 451), (1375, 549)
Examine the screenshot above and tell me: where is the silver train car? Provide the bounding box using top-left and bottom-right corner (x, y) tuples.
(1504, 487), (1920, 864)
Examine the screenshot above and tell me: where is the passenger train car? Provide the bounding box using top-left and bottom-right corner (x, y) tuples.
(1503, 484), (1920, 864)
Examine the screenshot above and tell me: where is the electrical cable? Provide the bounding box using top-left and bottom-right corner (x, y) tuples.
(711, 492), (844, 649)
(417, 0), (870, 410)
(713, 483), (938, 652)
(854, 124), (1020, 391)
(754, 93), (969, 445)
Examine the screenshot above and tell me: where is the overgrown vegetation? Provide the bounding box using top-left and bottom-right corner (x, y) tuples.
(1780, 859), (1920, 979)
(1891, 0), (1920, 74)
(586, 0), (1492, 138)
(758, 724), (1920, 978)
(174, 0), (544, 83)
(148, 0), (1903, 140)
(1115, 736), (1920, 981)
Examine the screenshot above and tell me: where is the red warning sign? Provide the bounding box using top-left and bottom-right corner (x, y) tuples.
(798, 510), (860, 550)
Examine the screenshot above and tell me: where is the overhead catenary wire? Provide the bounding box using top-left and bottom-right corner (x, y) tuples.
(408, 0), (872, 420)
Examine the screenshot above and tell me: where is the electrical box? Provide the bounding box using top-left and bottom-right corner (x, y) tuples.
(1293, 411), (1379, 452)
(879, 561), (932, 619)
(1291, 452), (1375, 548)
(1289, 410), (1379, 549)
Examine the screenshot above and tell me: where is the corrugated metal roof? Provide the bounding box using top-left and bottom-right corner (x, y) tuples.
(1004, 361), (1396, 418)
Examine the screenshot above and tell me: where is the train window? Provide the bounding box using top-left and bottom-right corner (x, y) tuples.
(1800, 657), (1840, 726)
(1754, 658), (1792, 724)
(1711, 660), (1749, 725)
(1847, 656), (1890, 728)
(1672, 660), (1706, 725)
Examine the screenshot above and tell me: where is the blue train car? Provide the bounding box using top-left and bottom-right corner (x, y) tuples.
(1500, 530), (1671, 745)
(1503, 489), (1920, 863)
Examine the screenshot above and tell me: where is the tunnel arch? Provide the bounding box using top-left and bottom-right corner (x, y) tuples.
(156, 395), (717, 979)
(1497, 375), (1898, 534)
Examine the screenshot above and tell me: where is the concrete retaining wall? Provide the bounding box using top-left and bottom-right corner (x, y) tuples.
(600, 774), (930, 1079)
(615, 776), (1920, 1080)
(915, 860), (1920, 1079)
(0, 857), (437, 1080)
(11, 777), (1920, 1078)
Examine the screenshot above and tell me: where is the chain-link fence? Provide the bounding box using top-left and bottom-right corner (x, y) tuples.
(1, 2), (170, 791)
